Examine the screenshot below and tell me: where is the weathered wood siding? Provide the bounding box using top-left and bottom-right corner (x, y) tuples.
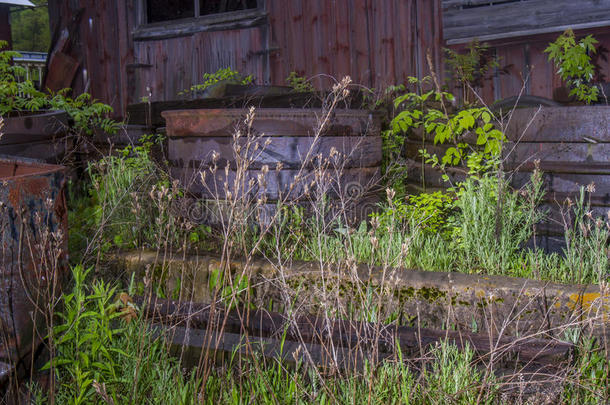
(47, 0), (443, 118)
(266, 0), (443, 90)
(444, 0), (610, 45)
(448, 28), (610, 102)
(47, 0), (135, 117)
(443, 0), (610, 102)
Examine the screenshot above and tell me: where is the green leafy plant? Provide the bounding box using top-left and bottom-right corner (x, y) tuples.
(561, 338), (610, 404)
(47, 89), (120, 136)
(42, 265), (203, 404)
(385, 76), (505, 194)
(179, 67), (253, 96)
(452, 169), (546, 274)
(545, 29), (599, 104)
(0, 41), (47, 114)
(0, 41), (119, 135)
(445, 40), (499, 105)
(285, 71), (314, 93)
(44, 265), (127, 404)
(208, 266), (252, 310)
(371, 191), (456, 237)
(69, 134), (173, 264)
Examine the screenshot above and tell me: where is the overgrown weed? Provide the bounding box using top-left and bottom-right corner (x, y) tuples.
(17, 73), (610, 404)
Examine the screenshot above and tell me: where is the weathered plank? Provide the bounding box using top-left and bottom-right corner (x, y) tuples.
(162, 108), (381, 138)
(443, 0), (521, 10)
(154, 325), (374, 371)
(172, 166), (382, 200)
(169, 135), (382, 170)
(137, 296), (575, 364)
(505, 106), (610, 143)
(444, 0), (610, 43)
(126, 92), (371, 127)
(405, 140), (610, 165)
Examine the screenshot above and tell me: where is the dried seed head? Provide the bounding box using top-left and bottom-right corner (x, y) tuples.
(370, 215), (380, 230)
(370, 236), (379, 249)
(386, 188), (396, 202)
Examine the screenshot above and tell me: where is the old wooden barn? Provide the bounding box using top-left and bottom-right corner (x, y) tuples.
(43, 0), (610, 118)
(39, 0), (610, 252)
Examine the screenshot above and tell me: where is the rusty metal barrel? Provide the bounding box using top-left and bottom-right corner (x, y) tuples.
(162, 108), (382, 224)
(0, 110), (70, 164)
(0, 158), (67, 382)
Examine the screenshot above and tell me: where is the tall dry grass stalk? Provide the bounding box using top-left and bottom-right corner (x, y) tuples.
(25, 70), (609, 403)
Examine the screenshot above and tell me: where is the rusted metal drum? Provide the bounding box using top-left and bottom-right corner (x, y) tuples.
(162, 108), (382, 224)
(0, 158), (67, 382)
(0, 110), (71, 164)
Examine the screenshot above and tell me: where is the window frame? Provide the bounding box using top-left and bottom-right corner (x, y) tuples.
(134, 0), (266, 41)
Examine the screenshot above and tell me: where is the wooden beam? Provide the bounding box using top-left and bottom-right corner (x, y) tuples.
(443, 0), (610, 43)
(136, 296), (575, 365)
(133, 9), (268, 41)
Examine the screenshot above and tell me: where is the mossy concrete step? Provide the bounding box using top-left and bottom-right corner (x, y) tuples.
(113, 250), (609, 340)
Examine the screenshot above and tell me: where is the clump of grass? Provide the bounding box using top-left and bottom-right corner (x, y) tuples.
(37, 265), (202, 404)
(47, 73), (610, 405)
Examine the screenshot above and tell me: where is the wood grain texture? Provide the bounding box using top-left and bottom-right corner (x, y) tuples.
(48, 0), (443, 118)
(169, 135), (382, 169)
(172, 166), (382, 200)
(162, 108), (381, 138)
(505, 106), (610, 143)
(444, 0), (610, 42)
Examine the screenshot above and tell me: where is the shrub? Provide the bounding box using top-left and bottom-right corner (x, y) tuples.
(545, 29), (599, 104)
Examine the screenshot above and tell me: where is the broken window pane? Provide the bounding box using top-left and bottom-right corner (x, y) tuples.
(147, 0), (195, 23)
(199, 0), (258, 16)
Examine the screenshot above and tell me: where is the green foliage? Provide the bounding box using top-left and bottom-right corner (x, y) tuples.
(0, 41), (46, 114)
(561, 186), (609, 284)
(384, 77), (505, 195)
(208, 266), (253, 310)
(9, 0), (50, 52)
(452, 171), (545, 274)
(0, 42), (119, 134)
(372, 191), (456, 236)
(202, 340), (500, 404)
(45, 265), (127, 404)
(285, 71), (315, 93)
(445, 40), (498, 105)
(179, 67), (253, 96)
(69, 134), (164, 262)
(393, 87), (504, 168)
(423, 340), (496, 404)
(47, 89), (120, 135)
(87, 135), (168, 249)
(44, 265), (202, 404)
(545, 29), (599, 104)
(561, 338), (610, 404)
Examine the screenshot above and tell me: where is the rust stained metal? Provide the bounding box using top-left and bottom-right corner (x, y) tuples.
(0, 158), (67, 381)
(162, 108), (382, 138)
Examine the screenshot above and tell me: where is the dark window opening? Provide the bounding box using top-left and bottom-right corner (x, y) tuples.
(146, 0), (258, 24)
(200, 0), (258, 16)
(147, 0), (195, 23)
